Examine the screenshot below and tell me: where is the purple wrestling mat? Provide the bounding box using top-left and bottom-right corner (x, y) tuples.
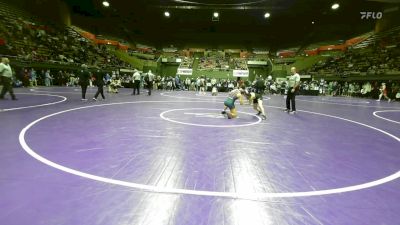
(0, 87), (399, 225)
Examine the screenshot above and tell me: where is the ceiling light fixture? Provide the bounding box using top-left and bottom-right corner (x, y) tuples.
(213, 12), (219, 18)
(164, 11), (170, 17)
(102, 1), (110, 7)
(264, 12), (270, 18)
(331, 3), (339, 10)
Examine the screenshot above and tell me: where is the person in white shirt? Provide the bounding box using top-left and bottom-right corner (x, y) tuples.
(361, 82), (372, 97)
(185, 77), (191, 90)
(285, 67), (300, 113)
(132, 69), (141, 95)
(109, 76), (122, 93)
(211, 78), (217, 87)
(0, 58), (17, 100)
(44, 70), (52, 87)
(30, 68), (37, 87)
(199, 76), (206, 95)
(145, 70), (155, 96)
(395, 90), (400, 102)
(211, 85), (218, 96)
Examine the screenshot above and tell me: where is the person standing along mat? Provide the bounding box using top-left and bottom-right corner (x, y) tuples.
(93, 69), (105, 101)
(376, 82), (391, 102)
(132, 69), (141, 95)
(0, 58), (17, 100)
(285, 67), (300, 114)
(145, 70), (155, 96)
(78, 64), (90, 101)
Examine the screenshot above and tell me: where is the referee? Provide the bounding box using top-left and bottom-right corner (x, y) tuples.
(146, 70), (155, 96)
(285, 67), (300, 114)
(132, 69), (141, 95)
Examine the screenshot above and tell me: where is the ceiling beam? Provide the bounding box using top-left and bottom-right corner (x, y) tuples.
(367, 0), (400, 3)
(152, 5), (281, 10)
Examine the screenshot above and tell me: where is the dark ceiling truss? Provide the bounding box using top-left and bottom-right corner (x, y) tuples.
(172, 0), (269, 6)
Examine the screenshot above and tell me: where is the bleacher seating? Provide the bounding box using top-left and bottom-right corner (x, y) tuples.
(233, 58), (248, 70)
(305, 26), (400, 77)
(178, 57), (194, 69)
(352, 27), (400, 49)
(198, 57), (229, 71)
(0, 2), (130, 69)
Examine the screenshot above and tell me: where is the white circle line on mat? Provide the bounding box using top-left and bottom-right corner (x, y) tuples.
(160, 108), (262, 127)
(19, 100), (400, 200)
(1, 93), (67, 112)
(373, 110), (400, 125)
(297, 98), (400, 109)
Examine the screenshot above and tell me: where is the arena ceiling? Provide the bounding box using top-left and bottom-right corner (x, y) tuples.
(50, 1), (399, 49)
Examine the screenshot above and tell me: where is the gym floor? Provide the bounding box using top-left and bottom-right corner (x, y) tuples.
(1, 87), (399, 225)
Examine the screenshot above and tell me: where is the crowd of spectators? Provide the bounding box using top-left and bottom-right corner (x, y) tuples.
(233, 58), (248, 70)
(198, 57), (229, 71)
(178, 57), (194, 69)
(0, 13), (130, 69)
(7, 63), (399, 102)
(306, 47), (400, 76)
(262, 77), (399, 101)
(9, 67), (91, 87)
(305, 27), (400, 77)
(103, 74), (244, 93)
(246, 55), (269, 61)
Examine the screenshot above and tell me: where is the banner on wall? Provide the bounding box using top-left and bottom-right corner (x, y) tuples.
(247, 61), (268, 65)
(253, 49), (269, 55)
(286, 75), (312, 79)
(177, 68), (193, 75)
(163, 47), (177, 53)
(120, 69), (136, 73)
(300, 75), (312, 79)
(233, 70), (249, 77)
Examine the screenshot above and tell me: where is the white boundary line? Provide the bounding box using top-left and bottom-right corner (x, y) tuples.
(162, 92), (398, 109)
(19, 100), (400, 200)
(319, 97), (370, 104)
(160, 92), (204, 100)
(30, 88), (96, 94)
(194, 93), (272, 101)
(296, 98), (400, 109)
(0, 93), (67, 112)
(234, 139), (274, 145)
(161, 92), (271, 101)
(160, 108), (262, 128)
(373, 110), (400, 125)
(195, 93), (226, 98)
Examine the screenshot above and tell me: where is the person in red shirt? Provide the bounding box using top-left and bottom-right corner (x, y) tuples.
(376, 83), (391, 102)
